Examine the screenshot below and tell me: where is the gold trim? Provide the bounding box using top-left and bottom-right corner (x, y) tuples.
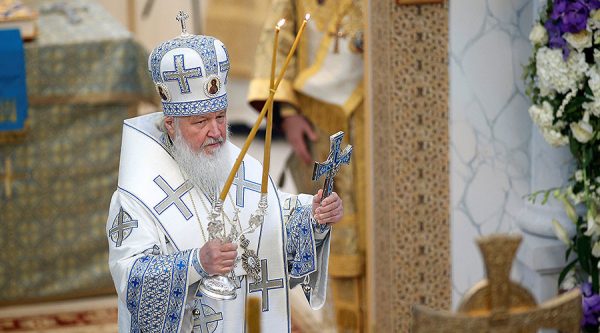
(293, 0), (362, 115)
(342, 84), (363, 117)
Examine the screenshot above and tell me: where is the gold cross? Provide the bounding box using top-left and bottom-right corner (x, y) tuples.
(412, 234), (582, 333)
(329, 20), (348, 54)
(1, 157), (27, 199)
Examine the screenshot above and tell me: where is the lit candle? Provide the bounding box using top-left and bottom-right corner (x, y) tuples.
(261, 19), (285, 193)
(219, 15), (310, 202)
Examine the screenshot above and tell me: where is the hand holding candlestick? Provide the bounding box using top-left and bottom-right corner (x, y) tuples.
(199, 15), (310, 301)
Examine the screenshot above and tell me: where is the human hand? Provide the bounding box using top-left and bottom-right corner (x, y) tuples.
(199, 239), (238, 275)
(281, 114), (318, 164)
(312, 189), (343, 225)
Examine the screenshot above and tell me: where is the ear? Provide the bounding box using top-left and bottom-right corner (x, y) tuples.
(164, 116), (176, 138)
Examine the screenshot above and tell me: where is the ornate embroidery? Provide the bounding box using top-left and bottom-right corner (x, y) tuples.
(126, 250), (192, 333)
(218, 44), (230, 84)
(153, 176), (194, 220)
(286, 205), (317, 278)
(109, 207), (138, 247)
(163, 54), (202, 94)
(161, 94), (228, 116)
(248, 259), (284, 312)
(232, 161), (261, 207)
(149, 35), (218, 83)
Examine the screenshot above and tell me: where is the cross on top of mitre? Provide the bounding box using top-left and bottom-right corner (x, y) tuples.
(176, 10), (190, 35)
(412, 234), (582, 333)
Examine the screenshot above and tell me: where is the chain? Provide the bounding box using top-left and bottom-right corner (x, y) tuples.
(195, 189), (244, 238)
(188, 190), (208, 244)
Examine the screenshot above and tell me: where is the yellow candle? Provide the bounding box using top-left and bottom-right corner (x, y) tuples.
(261, 19), (285, 193)
(219, 15), (310, 202)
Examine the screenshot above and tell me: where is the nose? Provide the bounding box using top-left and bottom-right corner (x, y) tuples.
(207, 118), (221, 138)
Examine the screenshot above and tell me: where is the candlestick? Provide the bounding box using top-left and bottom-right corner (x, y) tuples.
(219, 15), (310, 202)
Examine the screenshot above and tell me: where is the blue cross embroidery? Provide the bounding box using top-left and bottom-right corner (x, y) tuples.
(232, 161), (261, 207)
(153, 176), (194, 220)
(163, 54), (202, 94)
(109, 207), (138, 247)
(173, 288), (183, 298)
(249, 259), (284, 312)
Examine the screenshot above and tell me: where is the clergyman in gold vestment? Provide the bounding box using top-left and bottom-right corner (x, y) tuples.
(248, 0), (366, 331)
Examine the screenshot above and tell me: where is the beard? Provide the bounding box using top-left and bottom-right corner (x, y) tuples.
(171, 125), (232, 200)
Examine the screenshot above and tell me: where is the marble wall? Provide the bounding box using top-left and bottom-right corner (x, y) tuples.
(450, 0), (535, 305)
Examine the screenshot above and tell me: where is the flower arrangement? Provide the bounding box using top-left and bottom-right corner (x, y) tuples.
(524, 0), (600, 330)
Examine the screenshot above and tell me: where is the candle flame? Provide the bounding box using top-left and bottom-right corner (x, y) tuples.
(276, 19), (286, 29)
(304, 13), (311, 21)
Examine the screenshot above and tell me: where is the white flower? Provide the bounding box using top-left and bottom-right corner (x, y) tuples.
(536, 47), (588, 95)
(529, 102), (555, 128)
(586, 214), (600, 238)
(560, 269), (577, 290)
(542, 128), (569, 147)
(576, 170), (584, 182)
(590, 10), (600, 30)
(583, 98), (600, 117)
(570, 120), (594, 143)
(584, 67), (600, 116)
(553, 219), (572, 245)
(593, 242), (600, 257)
(565, 30), (592, 51)
(529, 23), (548, 46)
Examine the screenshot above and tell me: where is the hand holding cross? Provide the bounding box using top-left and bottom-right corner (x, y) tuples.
(312, 131), (353, 201)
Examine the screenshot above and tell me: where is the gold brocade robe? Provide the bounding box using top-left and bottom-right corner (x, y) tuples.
(247, 0), (366, 331)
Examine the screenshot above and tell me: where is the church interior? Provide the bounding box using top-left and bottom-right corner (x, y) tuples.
(0, 0), (594, 332)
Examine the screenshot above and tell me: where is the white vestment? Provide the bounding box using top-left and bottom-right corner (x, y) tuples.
(107, 113), (331, 332)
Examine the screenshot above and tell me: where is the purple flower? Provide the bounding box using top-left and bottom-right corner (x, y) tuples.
(545, 0), (600, 58)
(581, 282), (600, 327)
(560, 0), (590, 33)
(589, 0), (600, 10)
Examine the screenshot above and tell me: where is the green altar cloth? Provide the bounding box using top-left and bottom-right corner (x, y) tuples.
(0, 0), (155, 305)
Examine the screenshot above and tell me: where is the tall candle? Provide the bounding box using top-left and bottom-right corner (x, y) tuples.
(219, 15), (310, 202)
(261, 19), (285, 193)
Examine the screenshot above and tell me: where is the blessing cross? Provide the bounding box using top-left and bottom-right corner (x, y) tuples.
(312, 131), (352, 200)
(176, 10), (189, 35)
(412, 234), (582, 333)
(329, 20), (348, 53)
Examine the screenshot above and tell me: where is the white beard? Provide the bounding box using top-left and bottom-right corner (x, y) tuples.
(172, 127), (232, 200)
